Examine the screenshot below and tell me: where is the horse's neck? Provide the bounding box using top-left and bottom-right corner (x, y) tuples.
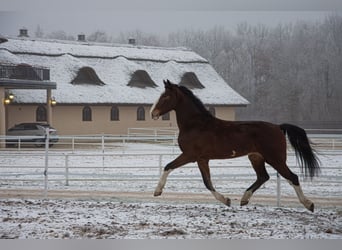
(174, 98), (207, 130)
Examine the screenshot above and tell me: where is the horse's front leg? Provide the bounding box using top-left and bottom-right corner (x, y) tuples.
(154, 169), (172, 196)
(197, 159), (231, 206)
(154, 153), (193, 196)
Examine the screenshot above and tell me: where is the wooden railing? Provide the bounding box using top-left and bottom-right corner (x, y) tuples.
(0, 63), (50, 81)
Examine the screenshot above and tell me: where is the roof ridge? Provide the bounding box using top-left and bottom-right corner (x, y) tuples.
(3, 37), (209, 64)
(8, 51), (209, 64)
(7, 37), (193, 52)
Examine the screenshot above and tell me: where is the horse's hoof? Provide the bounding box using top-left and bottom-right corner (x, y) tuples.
(240, 200), (249, 206)
(304, 200), (314, 212)
(240, 190), (252, 207)
(308, 203), (314, 212)
(154, 191), (162, 197)
(225, 198), (231, 206)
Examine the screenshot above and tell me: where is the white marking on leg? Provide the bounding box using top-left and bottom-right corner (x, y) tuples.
(287, 180), (314, 211)
(240, 190), (253, 206)
(154, 169), (172, 196)
(211, 191), (231, 206)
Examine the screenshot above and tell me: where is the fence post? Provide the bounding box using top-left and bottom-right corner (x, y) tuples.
(276, 172), (281, 207)
(72, 137), (75, 152)
(102, 135), (105, 168)
(159, 154), (163, 176)
(122, 138), (126, 154)
(44, 128), (50, 198)
(65, 154), (69, 186)
(332, 139), (335, 150)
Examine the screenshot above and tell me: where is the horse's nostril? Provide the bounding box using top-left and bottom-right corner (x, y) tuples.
(151, 110), (160, 120)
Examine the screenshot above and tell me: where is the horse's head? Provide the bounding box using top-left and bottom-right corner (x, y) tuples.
(150, 80), (180, 120)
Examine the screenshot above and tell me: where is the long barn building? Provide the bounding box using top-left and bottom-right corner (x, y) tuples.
(0, 34), (248, 135)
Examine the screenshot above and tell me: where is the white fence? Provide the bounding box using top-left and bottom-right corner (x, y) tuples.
(1, 128), (179, 151)
(0, 130), (342, 207)
(127, 127), (178, 137)
(1, 128), (342, 151)
(1, 150), (341, 206)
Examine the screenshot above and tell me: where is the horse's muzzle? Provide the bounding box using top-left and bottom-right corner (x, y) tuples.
(151, 109), (160, 120)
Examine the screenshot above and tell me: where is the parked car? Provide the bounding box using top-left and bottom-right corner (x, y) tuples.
(6, 123), (59, 147)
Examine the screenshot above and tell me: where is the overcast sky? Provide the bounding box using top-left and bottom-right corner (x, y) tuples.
(1, 0), (341, 38)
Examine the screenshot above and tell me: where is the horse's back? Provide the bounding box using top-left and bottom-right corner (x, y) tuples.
(178, 119), (286, 161)
(233, 121), (287, 160)
(216, 120), (287, 159)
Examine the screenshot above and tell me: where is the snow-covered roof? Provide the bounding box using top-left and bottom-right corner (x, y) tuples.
(0, 37), (249, 106)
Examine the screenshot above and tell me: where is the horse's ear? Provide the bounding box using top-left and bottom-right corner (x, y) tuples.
(164, 79), (172, 89)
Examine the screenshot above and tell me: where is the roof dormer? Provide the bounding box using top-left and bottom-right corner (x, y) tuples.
(179, 72), (204, 89)
(71, 66), (104, 85)
(127, 70), (157, 88)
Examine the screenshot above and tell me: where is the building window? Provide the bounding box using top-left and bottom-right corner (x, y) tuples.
(208, 107), (216, 117)
(36, 105), (47, 122)
(162, 112), (170, 120)
(137, 106), (145, 121)
(82, 106), (92, 121)
(110, 106), (119, 121)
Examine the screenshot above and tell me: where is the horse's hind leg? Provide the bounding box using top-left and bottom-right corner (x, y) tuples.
(197, 159), (231, 206)
(241, 153), (270, 206)
(273, 163), (314, 212)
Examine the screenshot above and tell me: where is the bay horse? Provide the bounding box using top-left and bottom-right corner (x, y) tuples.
(150, 80), (320, 212)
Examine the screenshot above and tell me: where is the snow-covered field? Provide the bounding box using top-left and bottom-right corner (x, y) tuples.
(0, 142), (341, 239)
(1, 198), (341, 239)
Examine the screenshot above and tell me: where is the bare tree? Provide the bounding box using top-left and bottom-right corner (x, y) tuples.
(34, 25), (44, 38)
(87, 30), (110, 43)
(46, 30), (75, 41)
(113, 30), (162, 46)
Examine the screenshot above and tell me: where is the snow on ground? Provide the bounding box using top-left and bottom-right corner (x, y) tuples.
(0, 142), (341, 239)
(0, 198), (341, 239)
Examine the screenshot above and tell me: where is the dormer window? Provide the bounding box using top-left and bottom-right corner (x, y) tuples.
(179, 72), (204, 89)
(128, 70), (157, 88)
(71, 67), (104, 85)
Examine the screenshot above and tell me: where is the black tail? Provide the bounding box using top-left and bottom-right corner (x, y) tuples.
(280, 123), (320, 179)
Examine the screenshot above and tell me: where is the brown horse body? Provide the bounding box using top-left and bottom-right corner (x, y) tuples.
(151, 80), (320, 212)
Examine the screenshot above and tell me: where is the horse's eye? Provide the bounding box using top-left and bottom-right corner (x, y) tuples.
(163, 95), (170, 100)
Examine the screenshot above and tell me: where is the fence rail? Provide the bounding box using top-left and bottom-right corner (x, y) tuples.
(1, 132), (342, 151)
(1, 130), (342, 207)
(1, 151), (341, 183)
(1, 134), (178, 152)
(1, 150), (341, 205)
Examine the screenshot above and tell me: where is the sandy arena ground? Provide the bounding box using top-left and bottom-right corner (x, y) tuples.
(0, 189), (341, 239)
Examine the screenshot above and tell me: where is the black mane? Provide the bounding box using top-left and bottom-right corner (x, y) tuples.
(178, 86), (213, 118)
